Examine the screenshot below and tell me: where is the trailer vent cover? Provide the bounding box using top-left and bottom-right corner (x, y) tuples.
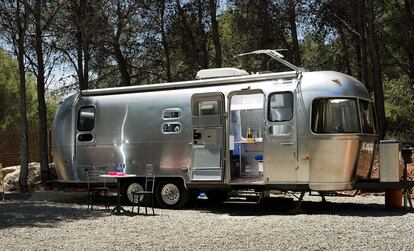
(196, 68), (249, 80)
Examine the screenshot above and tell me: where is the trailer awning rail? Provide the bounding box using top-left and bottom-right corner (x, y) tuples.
(81, 71), (298, 96)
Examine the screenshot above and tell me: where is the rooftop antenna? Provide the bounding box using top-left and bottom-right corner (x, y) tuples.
(236, 49), (301, 73)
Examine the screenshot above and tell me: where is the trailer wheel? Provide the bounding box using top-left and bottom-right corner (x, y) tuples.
(122, 180), (149, 205)
(156, 180), (189, 209)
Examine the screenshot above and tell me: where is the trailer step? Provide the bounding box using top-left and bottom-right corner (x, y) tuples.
(228, 190), (262, 197)
(309, 191), (357, 197)
(224, 190), (264, 205)
(223, 200), (261, 205)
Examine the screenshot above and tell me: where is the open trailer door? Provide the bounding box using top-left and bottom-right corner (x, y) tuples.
(190, 92), (225, 181)
(228, 90), (265, 183)
(264, 91), (297, 183)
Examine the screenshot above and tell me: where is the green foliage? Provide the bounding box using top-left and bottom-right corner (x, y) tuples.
(45, 97), (58, 127)
(300, 34), (336, 71)
(1, 0), (413, 140)
(0, 49), (53, 130)
(380, 0), (413, 80)
(384, 76), (414, 141)
(0, 50), (19, 130)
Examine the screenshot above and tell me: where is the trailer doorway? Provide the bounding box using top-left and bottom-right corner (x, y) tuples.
(190, 93), (225, 181)
(74, 106), (99, 181)
(264, 91), (297, 182)
(229, 90), (265, 184)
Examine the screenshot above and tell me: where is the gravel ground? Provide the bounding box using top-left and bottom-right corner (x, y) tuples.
(0, 191), (413, 250)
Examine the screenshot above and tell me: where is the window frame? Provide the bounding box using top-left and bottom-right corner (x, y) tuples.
(267, 91), (294, 122)
(77, 106), (96, 132)
(77, 133), (94, 142)
(310, 97), (362, 135)
(228, 90), (265, 141)
(161, 122), (182, 134)
(162, 108), (182, 120)
(358, 98), (378, 135)
(198, 100), (220, 116)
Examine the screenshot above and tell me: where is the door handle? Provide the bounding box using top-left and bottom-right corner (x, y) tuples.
(280, 142), (294, 146)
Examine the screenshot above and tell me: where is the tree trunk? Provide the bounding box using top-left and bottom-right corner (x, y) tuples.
(16, 0), (29, 193)
(354, 39), (363, 80)
(259, 0), (272, 49)
(76, 1), (85, 90)
(82, 0), (89, 87)
(209, 0), (222, 68)
(175, 0), (198, 68)
(404, 0), (414, 84)
(83, 39), (89, 86)
(113, 2), (131, 86)
(34, 0), (50, 182)
(340, 32), (352, 76)
(357, 0), (370, 90)
(197, 0), (208, 69)
(113, 41), (131, 86)
(366, 0), (385, 138)
(287, 0), (301, 66)
(159, 0), (172, 82)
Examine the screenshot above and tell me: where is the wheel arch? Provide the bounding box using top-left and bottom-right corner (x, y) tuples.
(153, 176), (188, 190)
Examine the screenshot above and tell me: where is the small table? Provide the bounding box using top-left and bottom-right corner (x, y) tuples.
(100, 174), (136, 215)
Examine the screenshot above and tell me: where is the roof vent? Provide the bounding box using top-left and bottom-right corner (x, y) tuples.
(196, 68), (249, 80)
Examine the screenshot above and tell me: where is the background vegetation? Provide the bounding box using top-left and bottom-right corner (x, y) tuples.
(0, 0), (413, 187)
(0, 50), (57, 130)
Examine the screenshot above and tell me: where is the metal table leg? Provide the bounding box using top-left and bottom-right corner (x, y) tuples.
(112, 178), (129, 215)
(404, 188), (413, 210)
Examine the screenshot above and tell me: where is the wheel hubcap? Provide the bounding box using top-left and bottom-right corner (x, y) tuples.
(127, 182), (144, 203)
(161, 183), (180, 205)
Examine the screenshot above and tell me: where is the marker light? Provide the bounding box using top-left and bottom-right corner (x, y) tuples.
(332, 78), (341, 84)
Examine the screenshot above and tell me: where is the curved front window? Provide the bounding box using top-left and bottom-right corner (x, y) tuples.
(312, 98), (360, 134)
(359, 100), (377, 134)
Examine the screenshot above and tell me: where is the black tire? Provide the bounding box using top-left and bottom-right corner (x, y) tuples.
(121, 179), (151, 206)
(155, 179), (189, 209)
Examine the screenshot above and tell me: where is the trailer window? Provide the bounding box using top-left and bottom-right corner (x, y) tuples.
(163, 108), (182, 119)
(312, 98), (360, 134)
(162, 122), (181, 134)
(230, 93), (264, 139)
(268, 92), (293, 122)
(77, 107), (95, 131)
(359, 100), (376, 134)
(199, 101), (219, 116)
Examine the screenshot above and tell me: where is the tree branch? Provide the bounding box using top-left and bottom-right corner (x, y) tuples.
(328, 11), (360, 37)
(382, 43), (411, 75)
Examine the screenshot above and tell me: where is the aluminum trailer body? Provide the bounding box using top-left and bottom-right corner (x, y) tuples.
(52, 69), (379, 208)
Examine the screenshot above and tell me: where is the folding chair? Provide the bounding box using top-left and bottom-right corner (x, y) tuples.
(131, 165), (155, 215)
(86, 169), (110, 211)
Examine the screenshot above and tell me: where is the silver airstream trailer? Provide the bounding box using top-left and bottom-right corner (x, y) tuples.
(52, 50), (379, 208)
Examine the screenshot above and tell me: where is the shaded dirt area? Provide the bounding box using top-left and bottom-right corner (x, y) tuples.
(1, 191), (413, 250)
